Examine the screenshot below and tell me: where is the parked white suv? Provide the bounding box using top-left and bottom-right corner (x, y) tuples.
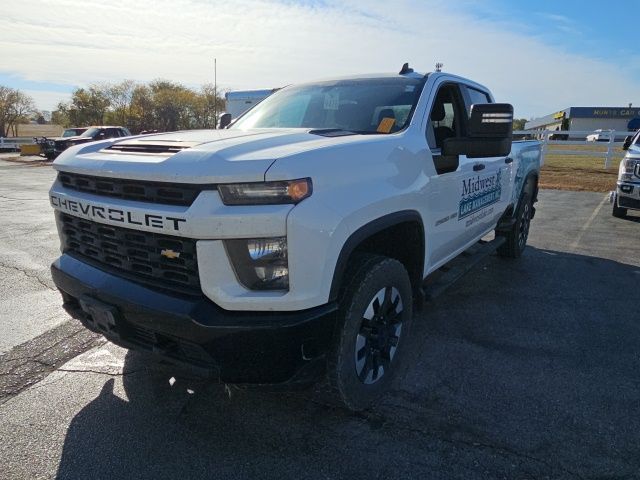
(49, 66), (542, 409)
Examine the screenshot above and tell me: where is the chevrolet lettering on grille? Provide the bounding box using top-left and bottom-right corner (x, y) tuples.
(50, 195), (186, 232)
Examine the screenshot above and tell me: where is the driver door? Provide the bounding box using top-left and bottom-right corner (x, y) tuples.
(424, 82), (477, 268)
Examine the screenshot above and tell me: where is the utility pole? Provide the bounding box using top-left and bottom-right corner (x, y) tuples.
(214, 58), (217, 128)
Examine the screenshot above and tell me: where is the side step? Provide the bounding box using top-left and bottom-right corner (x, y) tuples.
(422, 236), (506, 301)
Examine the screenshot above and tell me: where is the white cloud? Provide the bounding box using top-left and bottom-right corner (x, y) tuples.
(0, 0), (638, 117)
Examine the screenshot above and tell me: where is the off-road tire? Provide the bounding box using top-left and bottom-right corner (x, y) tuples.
(497, 184), (534, 259)
(327, 254), (413, 411)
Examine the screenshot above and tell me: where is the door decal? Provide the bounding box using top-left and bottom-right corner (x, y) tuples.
(458, 169), (502, 220)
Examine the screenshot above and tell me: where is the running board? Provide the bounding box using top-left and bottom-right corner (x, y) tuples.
(422, 236), (506, 302)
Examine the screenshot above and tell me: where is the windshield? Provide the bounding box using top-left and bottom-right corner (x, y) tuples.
(80, 128), (101, 138)
(62, 128), (86, 137)
(231, 77), (425, 134)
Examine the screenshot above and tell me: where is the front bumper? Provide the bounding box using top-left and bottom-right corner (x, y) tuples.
(614, 181), (640, 210)
(52, 254), (337, 384)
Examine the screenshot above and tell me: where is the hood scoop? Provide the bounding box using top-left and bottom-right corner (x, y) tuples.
(104, 139), (201, 155)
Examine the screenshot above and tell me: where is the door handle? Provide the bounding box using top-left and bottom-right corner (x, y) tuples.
(473, 163), (485, 171)
(504, 157), (513, 164)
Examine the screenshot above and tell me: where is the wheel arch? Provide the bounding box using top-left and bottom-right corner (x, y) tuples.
(328, 210), (425, 303)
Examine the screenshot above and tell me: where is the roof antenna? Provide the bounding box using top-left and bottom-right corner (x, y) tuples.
(435, 62), (444, 72)
(399, 62), (413, 75)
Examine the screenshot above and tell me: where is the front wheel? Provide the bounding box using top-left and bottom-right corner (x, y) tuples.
(612, 196), (627, 218)
(327, 254), (413, 411)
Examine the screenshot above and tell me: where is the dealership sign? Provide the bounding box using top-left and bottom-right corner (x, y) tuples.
(570, 107), (640, 118)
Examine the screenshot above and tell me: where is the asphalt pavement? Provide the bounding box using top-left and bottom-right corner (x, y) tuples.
(0, 155), (65, 353)
(0, 157), (639, 479)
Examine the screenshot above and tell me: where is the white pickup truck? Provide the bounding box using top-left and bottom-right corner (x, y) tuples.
(611, 130), (640, 217)
(49, 66), (542, 410)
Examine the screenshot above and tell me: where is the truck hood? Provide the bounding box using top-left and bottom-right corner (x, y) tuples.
(53, 128), (371, 183)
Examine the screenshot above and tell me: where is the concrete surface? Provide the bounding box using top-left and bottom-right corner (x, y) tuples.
(0, 162), (639, 479)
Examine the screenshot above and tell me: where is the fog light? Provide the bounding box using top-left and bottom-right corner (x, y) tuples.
(225, 237), (289, 290)
(620, 185), (634, 194)
(247, 238), (287, 261)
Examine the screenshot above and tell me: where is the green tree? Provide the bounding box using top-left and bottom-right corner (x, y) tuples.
(512, 118), (527, 131)
(51, 79), (225, 134)
(51, 103), (70, 127)
(59, 85), (111, 127)
(105, 80), (136, 128)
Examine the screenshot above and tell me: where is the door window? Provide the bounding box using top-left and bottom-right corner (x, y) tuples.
(427, 83), (466, 174)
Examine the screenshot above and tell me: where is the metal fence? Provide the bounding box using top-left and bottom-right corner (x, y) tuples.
(514, 130), (635, 168)
(2, 130), (636, 166)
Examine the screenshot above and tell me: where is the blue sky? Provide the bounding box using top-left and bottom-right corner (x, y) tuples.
(0, 0), (638, 118)
(463, 0), (638, 66)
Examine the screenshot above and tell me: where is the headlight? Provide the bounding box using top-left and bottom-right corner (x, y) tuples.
(218, 178), (312, 205)
(225, 237), (289, 290)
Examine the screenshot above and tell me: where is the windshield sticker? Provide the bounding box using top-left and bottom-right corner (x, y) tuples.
(458, 169), (502, 220)
(377, 117), (395, 133)
(323, 92), (340, 110)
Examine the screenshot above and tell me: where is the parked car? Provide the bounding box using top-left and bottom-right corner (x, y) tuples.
(587, 129), (611, 142)
(48, 66), (542, 410)
(610, 131), (640, 217)
(38, 126), (131, 160)
(36, 127), (89, 159)
(586, 129), (627, 142)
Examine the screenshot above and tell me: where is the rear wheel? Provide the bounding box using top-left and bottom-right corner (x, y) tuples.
(612, 196), (627, 218)
(497, 184), (534, 258)
(327, 254), (413, 411)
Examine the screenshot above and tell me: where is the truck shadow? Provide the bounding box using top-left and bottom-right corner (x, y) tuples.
(54, 247), (640, 479)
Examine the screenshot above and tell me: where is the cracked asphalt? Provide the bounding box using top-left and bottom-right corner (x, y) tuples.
(0, 155), (70, 354)
(1, 156), (640, 479)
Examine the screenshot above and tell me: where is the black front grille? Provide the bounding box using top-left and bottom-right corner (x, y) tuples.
(619, 196), (640, 209)
(59, 213), (201, 294)
(58, 172), (209, 206)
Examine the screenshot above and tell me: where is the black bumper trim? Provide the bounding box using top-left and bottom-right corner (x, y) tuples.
(52, 254), (337, 384)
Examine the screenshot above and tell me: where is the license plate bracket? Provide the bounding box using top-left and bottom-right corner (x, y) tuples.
(79, 295), (120, 337)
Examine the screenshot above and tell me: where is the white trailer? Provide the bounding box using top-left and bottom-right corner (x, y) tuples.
(225, 89), (276, 119)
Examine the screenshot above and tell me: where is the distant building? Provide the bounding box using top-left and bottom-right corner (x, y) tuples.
(525, 107), (640, 135)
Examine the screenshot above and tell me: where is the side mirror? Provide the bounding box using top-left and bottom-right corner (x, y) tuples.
(218, 113), (232, 129)
(442, 103), (513, 158)
(622, 136), (632, 150)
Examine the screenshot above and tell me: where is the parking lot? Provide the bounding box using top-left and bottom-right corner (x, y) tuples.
(1, 155), (639, 479)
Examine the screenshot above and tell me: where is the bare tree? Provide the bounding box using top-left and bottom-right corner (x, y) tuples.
(0, 86), (36, 137)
